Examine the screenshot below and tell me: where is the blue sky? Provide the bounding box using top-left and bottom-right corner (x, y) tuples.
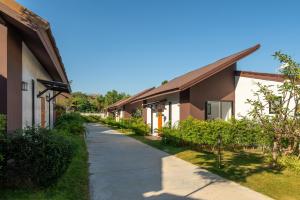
(18, 0), (300, 95)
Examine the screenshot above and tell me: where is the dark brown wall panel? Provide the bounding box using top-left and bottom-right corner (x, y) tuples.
(142, 107), (147, 123)
(179, 89), (190, 120)
(0, 24), (7, 115)
(123, 101), (143, 118)
(189, 64), (236, 120)
(7, 26), (22, 132)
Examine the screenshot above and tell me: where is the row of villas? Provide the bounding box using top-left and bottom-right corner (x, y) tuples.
(0, 0), (70, 133)
(108, 44), (285, 135)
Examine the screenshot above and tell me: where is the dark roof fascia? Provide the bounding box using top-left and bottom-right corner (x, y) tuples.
(235, 70), (285, 82)
(37, 79), (71, 93)
(179, 45), (260, 91)
(132, 88), (180, 104)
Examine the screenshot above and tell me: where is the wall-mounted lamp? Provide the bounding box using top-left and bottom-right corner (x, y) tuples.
(21, 81), (28, 91)
(46, 94), (50, 102)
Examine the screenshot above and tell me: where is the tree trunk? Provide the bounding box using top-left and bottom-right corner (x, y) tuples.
(292, 137), (299, 155)
(272, 140), (279, 166)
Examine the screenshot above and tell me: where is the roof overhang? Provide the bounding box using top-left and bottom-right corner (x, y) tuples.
(132, 89), (180, 104)
(133, 44), (260, 102)
(107, 87), (156, 110)
(37, 79), (71, 100)
(0, 1), (69, 84)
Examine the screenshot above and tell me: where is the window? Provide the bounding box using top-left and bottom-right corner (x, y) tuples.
(205, 101), (232, 120)
(269, 96), (282, 114)
(207, 103), (212, 115)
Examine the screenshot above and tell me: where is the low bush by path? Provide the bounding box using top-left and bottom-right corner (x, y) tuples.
(0, 113), (89, 200)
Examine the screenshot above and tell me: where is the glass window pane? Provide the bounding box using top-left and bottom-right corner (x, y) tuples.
(207, 101), (220, 119)
(221, 102), (232, 120)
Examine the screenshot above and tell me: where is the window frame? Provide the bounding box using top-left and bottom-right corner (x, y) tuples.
(205, 100), (233, 120)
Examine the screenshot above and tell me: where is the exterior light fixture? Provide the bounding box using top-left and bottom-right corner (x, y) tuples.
(21, 81), (28, 91)
(46, 94), (50, 102)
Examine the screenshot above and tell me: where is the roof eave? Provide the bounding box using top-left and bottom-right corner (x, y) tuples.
(0, 1), (69, 85)
(132, 88), (181, 103)
(179, 44), (261, 91)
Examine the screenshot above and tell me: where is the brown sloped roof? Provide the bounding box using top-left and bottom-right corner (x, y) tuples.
(107, 98), (130, 110)
(0, 0), (69, 86)
(107, 87), (155, 110)
(134, 44), (260, 102)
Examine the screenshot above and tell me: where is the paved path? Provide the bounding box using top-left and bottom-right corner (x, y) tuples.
(86, 123), (273, 200)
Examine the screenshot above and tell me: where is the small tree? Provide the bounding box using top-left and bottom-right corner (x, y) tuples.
(247, 52), (300, 165)
(161, 80), (168, 85)
(132, 107), (143, 118)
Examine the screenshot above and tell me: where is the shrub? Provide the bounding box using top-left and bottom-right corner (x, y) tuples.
(162, 117), (268, 151)
(55, 113), (85, 135)
(100, 117), (150, 135)
(5, 127), (74, 187)
(278, 155), (300, 174)
(0, 114), (6, 178)
(230, 118), (272, 148)
(0, 114), (5, 134)
(82, 115), (102, 123)
(128, 118), (150, 135)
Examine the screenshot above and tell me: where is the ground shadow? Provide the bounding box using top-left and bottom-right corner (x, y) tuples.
(193, 150), (282, 183)
(87, 123), (203, 200)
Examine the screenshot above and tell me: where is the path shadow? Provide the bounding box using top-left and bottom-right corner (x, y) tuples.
(193, 150), (282, 183)
(86, 123), (202, 200)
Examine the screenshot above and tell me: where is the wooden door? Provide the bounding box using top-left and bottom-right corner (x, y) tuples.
(41, 97), (46, 128)
(158, 111), (163, 130)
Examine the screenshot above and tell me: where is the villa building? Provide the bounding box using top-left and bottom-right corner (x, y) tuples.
(107, 87), (155, 121)
(0, 0), (70, 132)
(131, 44), (286, 135)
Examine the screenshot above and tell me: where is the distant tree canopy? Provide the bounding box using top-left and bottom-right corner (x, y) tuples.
(161, 80), (168, 85)
(56, 90), (130, 113)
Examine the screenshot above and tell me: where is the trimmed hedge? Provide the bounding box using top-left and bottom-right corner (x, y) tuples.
(101, 117), (150, 135)
(162, 117), (272, 151)
(82, 115), (102, 123)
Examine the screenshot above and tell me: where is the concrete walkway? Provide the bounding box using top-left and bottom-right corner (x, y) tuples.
(86, 123), (273, 200)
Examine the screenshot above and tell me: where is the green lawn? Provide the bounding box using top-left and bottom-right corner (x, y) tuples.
(125, 132), (300, 200)
(0, 135), (89, 200)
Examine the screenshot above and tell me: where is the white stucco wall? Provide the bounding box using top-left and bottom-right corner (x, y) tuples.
(146, 93), (180, 135)
(146, 107), (151, 125)
(120, 110), (124, 119)
(22, 43), (54, 128)
(235, 76), (292, 118)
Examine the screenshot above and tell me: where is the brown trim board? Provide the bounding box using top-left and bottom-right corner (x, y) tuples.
(7, 24), (22, 132)
(235, 71), (285, 82)
(0, 23), (7, 115)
